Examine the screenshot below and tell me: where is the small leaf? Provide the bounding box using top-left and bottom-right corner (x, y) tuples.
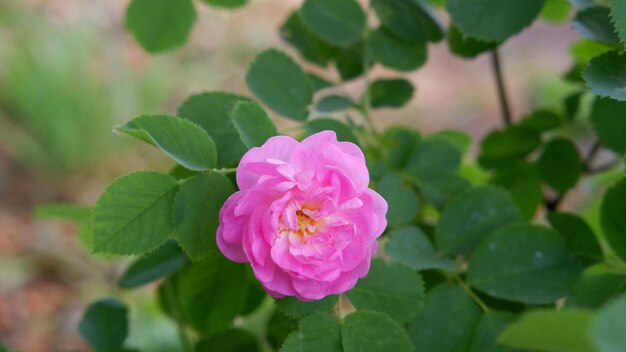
(305, 118), (360, 145)
(118, 115), (217, 171)
(469, 311), (519, 352)
(246, 49), (313, 121)
(547, 212), (603, 266)
(342, 311), (413, 352)
(346, 259), (425, 323)
(478, 127), (541, 169)
(368, 27), (427, 72)
(407, 283), (481, 352)
(92, 172), (178, 255)
(564, 91), (584, 121)
(591, 294), (626, 352)
(610, 0), (626, 43)
(376, 173), (419, 226)
(118, 240), (188, 289)
(307, 73), (333, 92)
(280, 11), (334, 66)
(300, 0), (365, 47)
(446, 0), (545, 42)
(386, 226), (456, 271)
(468, 224), (582, 304)
(230, 101), (278, 148)
(448, 25), (499, 59)
(178, 92), (251, 167)
(79, 298), (129, 352)
(537, 138), (583, 193)
(125, 0), (196, 53)
(601, 179), (626, 262)
(584, 50), (626, 101)
(369, 79), (414, 108)
(573, 6), (620, 44)
(517, 110), (563, 132)
(435, 186), (521, 256)
(196, 329), (259, 352)
(498, 310), (595, 352)
(334, 43), (365, 81)
(567, 273), (626, 309)
(201, 0), (247, 9)
(492, 163), (543, 220)
(173, 172), (235, 261)
(372, 0), (444, 43)
(275, 295), (338, 319)
(314, 95), (354, 113)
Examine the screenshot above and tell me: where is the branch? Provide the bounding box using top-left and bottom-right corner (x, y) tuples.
(490, 50), (513, 127)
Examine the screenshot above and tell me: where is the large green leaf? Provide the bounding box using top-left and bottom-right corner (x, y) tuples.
(446, 0), (545, 42)
(547, 212), (603, 266)
(448, 25), (499, 59)
(537, 138), (583, 193)
(301, 0), (365, 47)
(469, 311), (520, 352)
(196, 328), (258, 352)
(201, 0), (247, 9)
(468, 224), (582, 304)
(125, 0), (196, 53)
(591, 294), (626, 352)
(368, 27), (427, 72)
(386, 226), (456, 271)
(246, 49), (313, 121)
(346, 259), (425, 323)
(275, 295), (338, 319)
(478, 127), (541, 169)
(300, 313), (342, 352)
(572, 6), (620, 44)
(584, 50), (626, 101)
(173, 172), (234, 261)
(406, 139), (462, 179)
(92, 172), (178, 255)
(280, 11), (334, 66)
(118, 115), (217, 171)
(369, 79), (414, 108)
(491, 163), (542, 220)
(610, 0), (626, 43)
(601, 179), (626, 261)
(498, 310), (595, 352)
(372, 0), (444, 43)
(566, 273), (626, 309)
(407, 283), (481, 352)
(342, 311), (413, 352)
(435, 186), (521, 256)
(230, 101), (278, 149)
(79, 298), (129, 352)
(118, 240), (188, 289)
(305, 118), (360, 145)
(376, 173), (419, 226)
(177, 92), (251, 167)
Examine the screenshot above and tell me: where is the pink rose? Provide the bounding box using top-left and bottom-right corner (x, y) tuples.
(216, 131), (387, 301)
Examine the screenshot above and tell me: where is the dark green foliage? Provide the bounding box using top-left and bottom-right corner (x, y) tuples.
(537, 138), (583, 192)
(372, 0), (444, 43)
(280, 11), (334, 66)
(584, 50), (626, 101)
(79, 298), (129, 352)
(196, 329), (259, 352)
(305, 118), (359, 145)
(119, 240), (188, 289)
(369, 79), (414, 108)
(368, 28), (427, 71)
(547, 212), (603, 265)
(376, 173), (419, 226)
(601, 179), (626, 262)
(572, 6), (620, 44)
(301, 0), (366, 47)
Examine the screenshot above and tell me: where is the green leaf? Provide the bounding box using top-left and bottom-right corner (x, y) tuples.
(573, 6), (620, 44)
(468, 224), (582, 304)
(584, 50), (626, 101)
(498, 310), (595, 352)
(201, 0), (247, 9)
(448, 25), (499, 59)
(386, 226), (456, 271)
(334, 43), (365, 81)
(268, 311), (298, 350)
(417, 174), (472, 210)
(300, 313), (342, 352)
(517, 110), (563, 132)
(426, 130), (472, 155)
(315, 95), (354, 113)
(541, 0), (572, 22)
(376, 173), (419, 226)
(406, 139), (462, 179)
(446, 0), (545, 42)
(280, 11), (334, 66)
(469, 311), (520, 352)
(173, 172), (235, 261)
(93, 172), (178, 255)
(610, 0), (626, 43)
(346, 259), (425, 323)
(492, 163), (543, 220)
(246, 49), (313, 121)
(307, 73), (333, 92)
(478, 127), (541, 169)
(230, 101), (278, 148)
(537, 138), (583, 192)
(125, 0), (196, 53)
(591, 294), (626, 352)
(368, 27), (427, 72)
(275, 295), (338, 319)
(79, 298), (129, 352)
(601, 179), (626, 261)
(369, 79), (414, 108)
(196, 329), (259, 352)
(161, 254), (248, 336)
(570, 38), (614, 63)
(436, 186), (521, 256)
(592, 97), (626, 153)
(305, 118), (360, 145)
(567, 273), (626, 309)
(118, 240), (188, 289)
(342, 311), (413, 352)
(407, 283), (481, 352)
(547, 212), (603, 265)
(564, 91), (584, 120)
(301, 0), (366, 47)
(383, 127), (422, 170)
(240, 269), (266, 315)
(118, 115), (217, 171)
(372, 0), (444, 43)
(279, 332), (301, 352)
(177, 92), (251, 167)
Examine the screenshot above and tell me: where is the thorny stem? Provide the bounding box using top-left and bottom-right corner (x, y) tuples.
(490, 50), (513, 127)
(164, 280), (193, 352)
(453, 274), (490, 312)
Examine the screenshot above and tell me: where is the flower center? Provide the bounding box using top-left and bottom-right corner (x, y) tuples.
(291, 209), (323, 243)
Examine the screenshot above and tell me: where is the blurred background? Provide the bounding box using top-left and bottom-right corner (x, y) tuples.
(0, 0), (605, 350)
